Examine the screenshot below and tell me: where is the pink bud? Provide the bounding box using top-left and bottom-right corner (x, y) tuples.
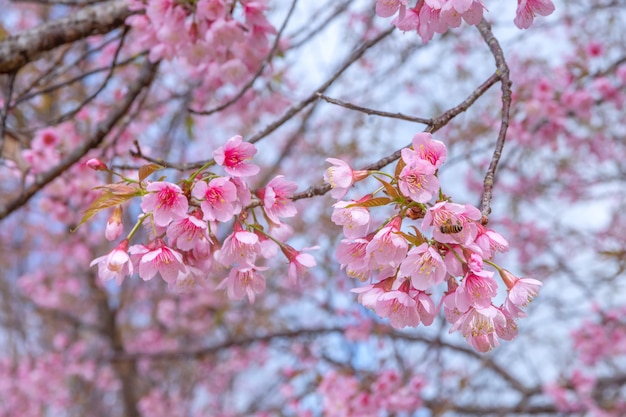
(86, 158), (108, 171)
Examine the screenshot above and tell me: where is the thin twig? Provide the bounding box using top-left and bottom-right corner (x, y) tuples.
(476, 19), (513, 219)
(316, 93), (432, 125)
(189, 0), (299, 116)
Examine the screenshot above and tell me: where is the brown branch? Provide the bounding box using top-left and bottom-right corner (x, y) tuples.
(0, 72), (17, 156)
(316, 93), (432, 125)
(0, 60), (159, 221)
(0, 0), (134, 73)
(476, 19), (513, 219)
(189, 0), (298, 116)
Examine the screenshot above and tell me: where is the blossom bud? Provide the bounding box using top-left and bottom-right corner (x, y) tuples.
(105, 206), (124, 241)
(86, 158), (108, 171)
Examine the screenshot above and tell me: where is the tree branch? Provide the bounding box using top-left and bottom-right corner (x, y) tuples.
(0, 0), (133, 73)
(475, 19), (513, 219)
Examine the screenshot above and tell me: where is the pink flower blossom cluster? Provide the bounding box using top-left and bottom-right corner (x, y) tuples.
(374, 0), (555, 42)
(313, 369), (425, 417)
(542, 305), (626, 415)
(125, 0), (276, 83)
(89, 135), (315, 301)
(571, 305), (626, 366)
(326, 132), (542, 352)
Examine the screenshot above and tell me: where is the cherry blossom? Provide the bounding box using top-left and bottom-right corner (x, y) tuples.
(281, 245), (317, 284)
(323, 158), (369, 199)
(129, 240), (188, 284)
(165, 210), (211, 252)
(399, 243), (446, 290)
(514, 0), (555, 29)
(192, 177), (239, 222)
(89, 239), (133, 285)
(213, 135), (260, 177)
(331, 199), (371, 239)
(256, 175), (298, 224)
(375, 289), (421, 329)
(140, 181), (189, 227)
(397, 158), (439, 203)
(217, 265), (268, 304)
(214, 222), (260, 266)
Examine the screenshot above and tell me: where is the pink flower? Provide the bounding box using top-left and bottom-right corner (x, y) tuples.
(331, 199), (371, 239)
(351, 282), (386, 309)
(451, 305), (507, 352)
(281, 245), (316, 284)
(217, 265), (267, 304)
(166, 210), (211, 252)
(192, 177), (239, 222)
(440, 0), (485, 27)
(473, 224), (509, 259)
(500, 269), (542, 318)
(214, 222), (260, 266)
(455, 271), (498, 311)
(514, 0), (555, 29)
(336, 236), (373, 281)
(256, 175), (298, 224)
(403, 132), (447, 168)
(397, 159), (439, 203)
(375, 290), (420, 329)
(375, 0), (407, 17)
(423, 201), (481, 246)
(130, 240), (188, 284)
(213, 135), (260, 177)
(399, 243), (446, 290)
(366, 217), (408, 268)
(412, 290), (438, 326)
(323, 158), (369, 200)
(90, 239), (133, 285)
(141, 181), (189, 227)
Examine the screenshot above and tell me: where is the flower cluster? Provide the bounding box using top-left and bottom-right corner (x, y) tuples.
(374, 0), (555, 42)
(326, 132), (542, 352)
(314, 369), (425, 417)
(126, 0), (276, 83)
(89, 135), (315, 300)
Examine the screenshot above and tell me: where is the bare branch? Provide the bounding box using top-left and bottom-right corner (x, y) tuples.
(0, 0), (134, 73)
(476, 19), (513, 219)
(316, 93), (432, 125)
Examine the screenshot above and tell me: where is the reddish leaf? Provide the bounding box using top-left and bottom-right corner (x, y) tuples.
(138, 163), (164, 183)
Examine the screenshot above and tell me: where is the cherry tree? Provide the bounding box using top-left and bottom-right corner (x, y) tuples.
(0, 0), (625, 415)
